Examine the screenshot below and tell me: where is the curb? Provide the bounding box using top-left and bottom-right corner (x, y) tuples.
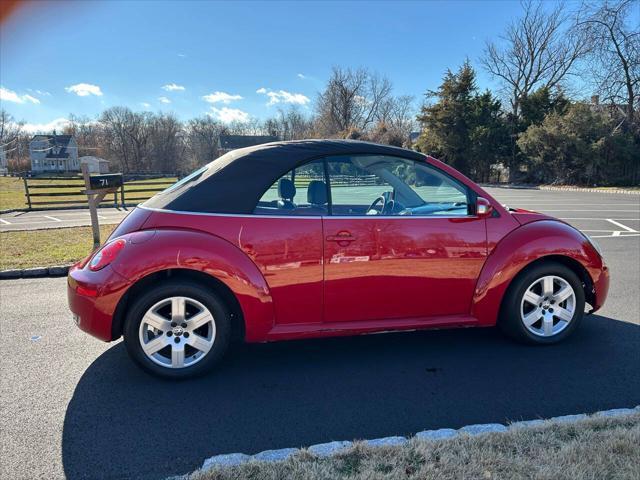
(538, 186), (640, 195)
(478, 183), (640, 195)
(194, 405), (640, 474)
(0, 265), (71, 279)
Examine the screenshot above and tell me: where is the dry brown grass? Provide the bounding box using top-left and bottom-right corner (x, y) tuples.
(189, 412), (640, 480)
(0, 224), (116, 269)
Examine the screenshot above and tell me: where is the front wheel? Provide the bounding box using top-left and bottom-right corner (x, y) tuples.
(499, 262), (585, 344)
(123, 281), (231, 379)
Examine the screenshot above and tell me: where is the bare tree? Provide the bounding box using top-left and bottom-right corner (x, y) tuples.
(100, 107), (151, 173)
(578, 0), (639, 127)
(226, 118), (263, 136)
(264, 107), (314, 140)
(185, 116), (225, 168)
(482, 0), (589, 118)
(147, 113), (185, 173)
(0, 110), (32, 172)
(0, 110), (23, 154)
(64, 114), (104, 158)
(377, 95), (417, 143)
(315, 66), (393, 136)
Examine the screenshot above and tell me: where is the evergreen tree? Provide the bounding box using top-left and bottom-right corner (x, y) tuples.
(415, 62), (509, 181)
(517, 102), (639, 185)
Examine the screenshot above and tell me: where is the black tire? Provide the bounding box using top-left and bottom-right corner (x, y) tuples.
(123, 280), (231, 379)
(498, 261), (585, 345)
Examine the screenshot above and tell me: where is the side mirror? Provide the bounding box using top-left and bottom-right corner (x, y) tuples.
(476, 197), (493, 218)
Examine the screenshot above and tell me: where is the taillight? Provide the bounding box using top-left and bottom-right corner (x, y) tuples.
(89, 239), (126, 271)
(76, 284), (98, 297)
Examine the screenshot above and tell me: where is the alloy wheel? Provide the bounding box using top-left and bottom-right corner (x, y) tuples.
(520, 275), (576, 337)
(138, 296), (216, 368)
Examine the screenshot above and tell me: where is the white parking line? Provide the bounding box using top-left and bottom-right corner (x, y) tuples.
(0, 218), (11, 225)
(590, 233), (639, 238)
(606, 219), (638, 232)
(503, 203), (640, 206)
(560, 217), (640, 220)
(538, 209), (639, 212)
(42, 215), (62, 222)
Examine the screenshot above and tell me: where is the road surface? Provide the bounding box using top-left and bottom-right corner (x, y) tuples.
(0, 188), (638, 479)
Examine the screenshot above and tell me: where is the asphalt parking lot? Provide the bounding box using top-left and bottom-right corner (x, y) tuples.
(0, 188), (638, 480)
(0, 207), (129, 231)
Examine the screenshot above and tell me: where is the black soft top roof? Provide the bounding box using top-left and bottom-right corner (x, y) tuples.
(144, 139), (426, 214)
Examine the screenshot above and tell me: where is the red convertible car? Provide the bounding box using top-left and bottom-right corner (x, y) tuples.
(68, 140), (609, 378)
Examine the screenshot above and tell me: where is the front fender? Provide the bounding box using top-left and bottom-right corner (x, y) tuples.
(111, 229), (275, 341)
(472, 220), (606, 326)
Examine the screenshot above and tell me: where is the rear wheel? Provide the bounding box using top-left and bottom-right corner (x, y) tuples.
(499, 262), (585, 344)
(123, 281), (231, 378)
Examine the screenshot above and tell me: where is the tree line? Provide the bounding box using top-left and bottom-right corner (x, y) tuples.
(416, 0), (639, 185)
(1, 0), (638, 185)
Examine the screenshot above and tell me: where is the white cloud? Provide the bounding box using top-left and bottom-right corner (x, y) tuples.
(297, 73), (306, 79)
(65, 83), (103, 97)
(1, 86), (41, 104)
(140, 102), (152, 109)
(257, 88), (310, 106)
(21, 117), (71, 134)
(202, 91), (243, 104)
(22, 94), (40, 104)
(177, 53), (186, 58)
(354, 94), (369, 105)
(209, 107), (250, 123)
(162, 83), (185, 92)
(26, 88), (52, 97)
(158, 96), (171, 104)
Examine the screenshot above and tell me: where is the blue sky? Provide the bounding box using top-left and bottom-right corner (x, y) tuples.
(1, 0), (566, 132)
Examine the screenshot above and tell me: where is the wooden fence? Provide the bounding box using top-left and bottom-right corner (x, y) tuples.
(293, 173), (380, 187)
(22, 174), (178, 210)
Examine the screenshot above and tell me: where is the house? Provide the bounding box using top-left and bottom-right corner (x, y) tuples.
(29, 134), (79, 173)
(588, 95), (631, 118)
(80, 156), (110, 174)
(218, 134), (279, 155)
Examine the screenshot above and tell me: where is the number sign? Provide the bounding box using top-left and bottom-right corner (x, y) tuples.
(89, 174), (123, 190)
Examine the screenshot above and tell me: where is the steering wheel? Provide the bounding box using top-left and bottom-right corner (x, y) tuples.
(367, 195), (388, 215)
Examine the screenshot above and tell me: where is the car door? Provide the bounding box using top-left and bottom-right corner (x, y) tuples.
(322, 154), (488, 324)
(250, 159), (327, 326)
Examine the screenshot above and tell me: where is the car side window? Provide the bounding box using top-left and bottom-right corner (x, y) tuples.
(326, 155), (470, 216)
(253, 159), (328, 215)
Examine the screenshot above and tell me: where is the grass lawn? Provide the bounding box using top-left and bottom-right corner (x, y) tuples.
(0, 177), (26, 210)
(189, 412), (640, 480)
(0, 176), (177, 210)
(0, 224), (116, 269)
(592, 186), (640, 191)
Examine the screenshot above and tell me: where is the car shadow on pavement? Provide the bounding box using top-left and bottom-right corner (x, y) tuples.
(62, 314), (640, 480)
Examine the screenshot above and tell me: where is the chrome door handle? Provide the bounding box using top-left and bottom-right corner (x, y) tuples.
(326, 232), (356, 242)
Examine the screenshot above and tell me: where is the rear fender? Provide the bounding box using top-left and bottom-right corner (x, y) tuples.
(111, 229), (274, 341)
(472, 220), (605, 326)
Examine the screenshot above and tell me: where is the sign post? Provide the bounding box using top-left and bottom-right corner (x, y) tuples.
(81, 164), (123, 249)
